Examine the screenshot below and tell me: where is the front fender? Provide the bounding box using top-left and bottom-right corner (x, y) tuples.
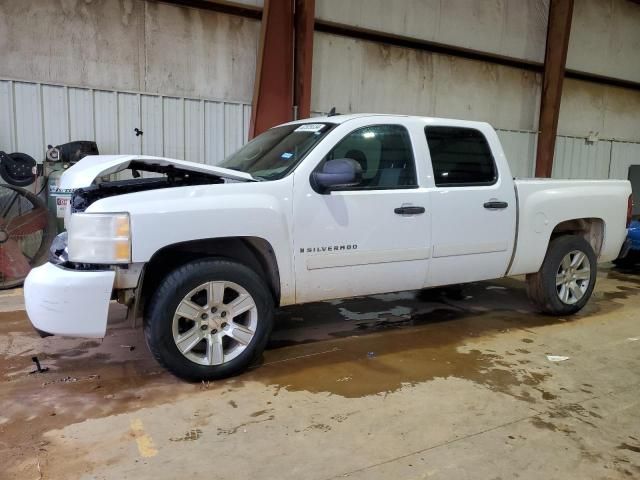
(86, 181), (295, 304)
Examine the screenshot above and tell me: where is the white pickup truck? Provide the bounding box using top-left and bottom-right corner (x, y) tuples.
(25, 114), (632, 380)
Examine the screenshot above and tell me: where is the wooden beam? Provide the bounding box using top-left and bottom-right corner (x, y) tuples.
(249, 0), (294, 138)
(535, 0), (574, 178)
(293, 0), (315, 119)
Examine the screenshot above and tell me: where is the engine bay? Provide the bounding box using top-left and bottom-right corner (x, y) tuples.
(70, 161), (226, 213)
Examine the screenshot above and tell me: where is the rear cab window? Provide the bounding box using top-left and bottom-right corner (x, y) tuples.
(425, 126), (497, 187)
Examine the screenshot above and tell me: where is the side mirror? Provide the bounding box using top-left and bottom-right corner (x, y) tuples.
(312, 158), (362, 192)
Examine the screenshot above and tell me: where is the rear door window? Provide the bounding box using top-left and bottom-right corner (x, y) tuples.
(425, 127), (497, 187)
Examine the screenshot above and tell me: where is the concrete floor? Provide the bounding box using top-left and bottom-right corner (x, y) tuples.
(1, 267), (640, 480)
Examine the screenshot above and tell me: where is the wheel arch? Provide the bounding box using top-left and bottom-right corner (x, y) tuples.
(550, 217), (605, 257)
(139, 236), (281, 316)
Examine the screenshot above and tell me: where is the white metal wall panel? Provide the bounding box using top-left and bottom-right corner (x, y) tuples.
(185, 99), (204, 163)
(608, 142), (640, 180)
(118, 93), (142, 155)
(224, 103), (245, 157)
(552, 136), (612, 179)
(0, 81), (13, 151)
(205, 102), (225, 166)
(495, 129), (537, 178)
(42, 85), (69, 148)
(68, 88), (94, 142)
(13, 82), (43, 159)
(94, 90), (118, 154)
(0, 78), (250, 165)
(140, 95), (163, 157)
(163, 97), (184, 160)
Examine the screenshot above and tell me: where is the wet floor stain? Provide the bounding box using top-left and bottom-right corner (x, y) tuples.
(248, 277), (582, 400)
(303, 423), (331, 432)
(170, 428), (203, 442)
(618, 442), (640, 454)
(606, 269), (640, 286)
(535, 387), (558, 400)
(217, 415), (276, 436)
(250, 409), (273, 418)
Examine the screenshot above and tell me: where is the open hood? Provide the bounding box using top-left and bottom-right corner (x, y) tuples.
(59, 155), (255, 189)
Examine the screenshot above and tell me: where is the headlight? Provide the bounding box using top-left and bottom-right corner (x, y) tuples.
(67, 213), (131, 263)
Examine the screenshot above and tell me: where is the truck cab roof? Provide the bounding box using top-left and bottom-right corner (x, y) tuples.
(288, 113), (493, 131)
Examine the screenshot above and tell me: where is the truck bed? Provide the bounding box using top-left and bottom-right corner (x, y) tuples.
(508, 178), (631, 276)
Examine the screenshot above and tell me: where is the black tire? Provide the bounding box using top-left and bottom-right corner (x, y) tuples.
(144, 258), (274, 381)
(526, 235), (597, 315)
(0, 152), (37, 186)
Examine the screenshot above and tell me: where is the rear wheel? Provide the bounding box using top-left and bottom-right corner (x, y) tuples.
(144, 258), (274, 381)
(526, 235), (597, 315)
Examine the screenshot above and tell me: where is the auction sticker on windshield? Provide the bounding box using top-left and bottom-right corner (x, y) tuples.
(294, 124), (326, 133)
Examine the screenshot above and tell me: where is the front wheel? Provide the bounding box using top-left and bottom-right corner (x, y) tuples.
(526, 235), (597, 315)
(144, 258), (274, 381)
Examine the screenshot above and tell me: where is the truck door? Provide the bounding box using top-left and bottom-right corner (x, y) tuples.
(424, 126), (517, 286)
(292, 123), (431, 303)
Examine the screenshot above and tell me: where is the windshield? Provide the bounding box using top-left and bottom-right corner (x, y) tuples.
(219, 123), (334, 180)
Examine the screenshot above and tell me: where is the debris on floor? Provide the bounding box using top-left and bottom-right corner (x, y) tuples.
(29, 356), (49, 374)
(546, 355), (570, 362)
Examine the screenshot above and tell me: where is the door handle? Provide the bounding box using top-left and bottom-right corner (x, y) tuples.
(394, 206), (426, 215)
(483, 201), (508, 210)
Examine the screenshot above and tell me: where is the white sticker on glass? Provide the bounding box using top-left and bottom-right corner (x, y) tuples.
(294, 123), (326, 133)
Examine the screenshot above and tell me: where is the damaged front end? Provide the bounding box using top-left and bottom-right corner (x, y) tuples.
(69, 159), (247, 213)
(27, 155), (256, 339)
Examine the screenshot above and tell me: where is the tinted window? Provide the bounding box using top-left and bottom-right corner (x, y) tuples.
(323, 125), (417, 189)
(425, 127), (497, 186)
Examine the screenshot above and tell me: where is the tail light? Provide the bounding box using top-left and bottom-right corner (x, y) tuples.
(627, 195), (634, 227)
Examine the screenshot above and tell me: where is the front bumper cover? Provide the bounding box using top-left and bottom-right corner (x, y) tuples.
(24, 262), (115, 338)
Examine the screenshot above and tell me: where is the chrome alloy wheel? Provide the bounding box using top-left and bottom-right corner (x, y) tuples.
(172, 281), (258, 366)
(556, 250), (591, 305)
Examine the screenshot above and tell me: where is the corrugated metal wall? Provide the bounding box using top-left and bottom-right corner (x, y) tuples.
(487, 130), (638, 182)
(0, 79), (251, 165)
(495, 129), (537, 178)
(494, 130), (640, 182)
(552, 136), (612, 179)
(1, 79), (638, 184)
(609, 142), (640, 180)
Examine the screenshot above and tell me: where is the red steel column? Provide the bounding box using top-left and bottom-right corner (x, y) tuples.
(294, 0), (315, 119)
(535, 0), (574, 178)
(249, 0), (295, 138)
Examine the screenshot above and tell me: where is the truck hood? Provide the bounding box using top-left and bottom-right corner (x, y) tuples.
(59, 155), (255, 189)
